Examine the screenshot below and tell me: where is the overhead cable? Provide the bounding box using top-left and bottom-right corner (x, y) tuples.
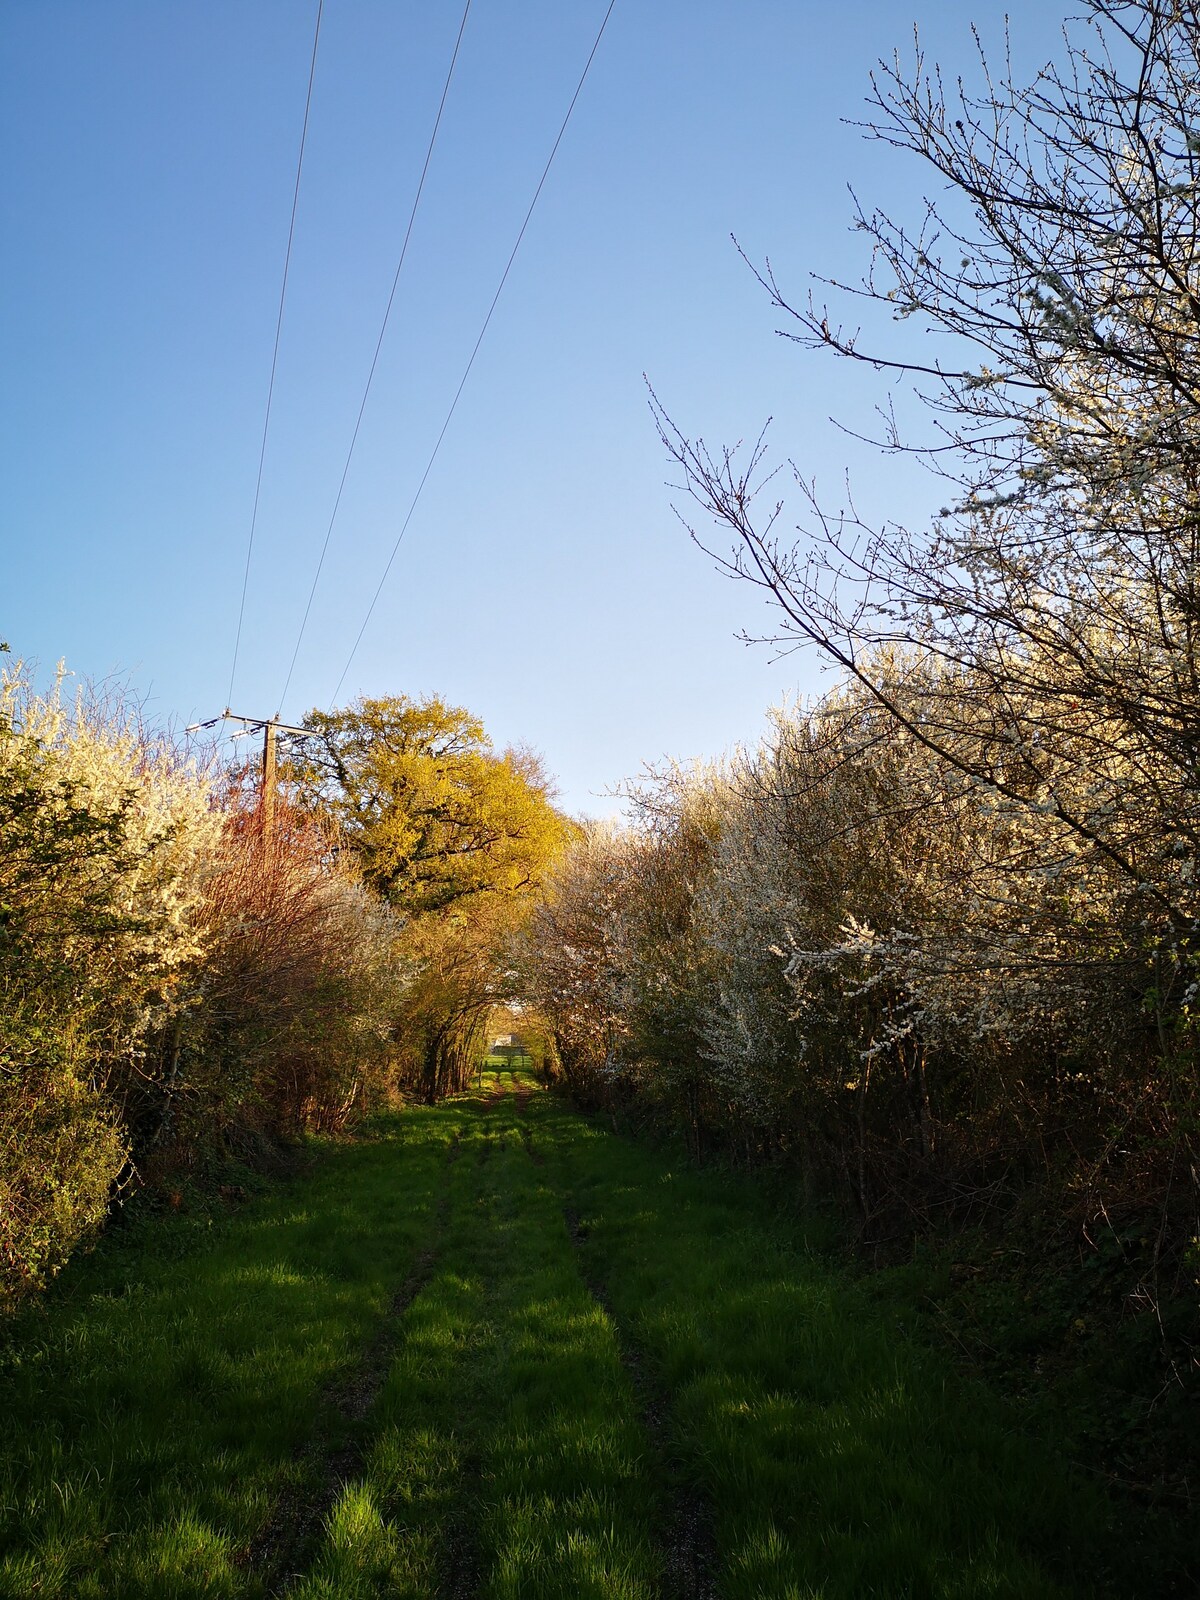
(275, 0), (474, 715)
(327, 0), (618, 709)
(227, 0), (324, 709)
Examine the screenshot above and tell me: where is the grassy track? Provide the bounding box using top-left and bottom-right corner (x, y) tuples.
(0, 1074), (1137, 1598)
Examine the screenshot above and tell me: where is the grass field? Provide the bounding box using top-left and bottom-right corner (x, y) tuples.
(0, 1072), (1168, 1597)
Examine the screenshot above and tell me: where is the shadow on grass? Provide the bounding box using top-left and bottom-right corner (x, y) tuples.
(0, 1079), (1163, 1600)
(0, 1117), (455, 1600)
(528, 1087), (1153, 1600)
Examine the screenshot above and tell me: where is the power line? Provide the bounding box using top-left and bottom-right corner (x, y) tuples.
(227, 0), (324, 710)
(275, 0), (474, 716)
(327, 0), (618, 711)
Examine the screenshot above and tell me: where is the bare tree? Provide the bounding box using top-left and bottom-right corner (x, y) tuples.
(656, 0), (1200, 1003)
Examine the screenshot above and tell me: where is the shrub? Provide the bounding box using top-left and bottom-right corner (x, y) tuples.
(0, 1063), (126, 1294)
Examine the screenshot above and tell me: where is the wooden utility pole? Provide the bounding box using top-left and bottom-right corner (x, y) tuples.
(262, 718), (278, 842)
(185, 709), (309, 842)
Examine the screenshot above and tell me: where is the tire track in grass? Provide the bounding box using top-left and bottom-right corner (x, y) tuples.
(289, 1094), (496, 1599)
(250, 1143), (453, 1594)
(417, 1113), (490, 1600)
(0, 1109), (464, 1599)
(255, 1081), (751, 1595)
(512, 1076), (543, 1166)
(438, 1448), (485, 1600)
(529, 1084), (1120, 1600)
(512, 1075), (711, 1593)
(267, 1079), (659, 1598)
(470, 1074), (664, 1599)
(563, 1204), (718, 1600)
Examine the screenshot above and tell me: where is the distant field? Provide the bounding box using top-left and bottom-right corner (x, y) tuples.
(0, 1072), (1156, 1598)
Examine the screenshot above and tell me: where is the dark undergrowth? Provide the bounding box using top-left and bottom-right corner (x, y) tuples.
(861, 1224), (1198, 1587)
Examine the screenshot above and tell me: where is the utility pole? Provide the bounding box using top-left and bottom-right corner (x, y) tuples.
(262, 718), (278, 842)
(185, 709), (310, 842)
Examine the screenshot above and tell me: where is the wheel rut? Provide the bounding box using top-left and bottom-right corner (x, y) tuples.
(245, 1209), (446, 1593)
(562, 1206), (719, 1600)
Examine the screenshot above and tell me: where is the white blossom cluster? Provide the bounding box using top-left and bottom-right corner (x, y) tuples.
(1, 666), (407, 1293)
(521, 662), (1197, 1213)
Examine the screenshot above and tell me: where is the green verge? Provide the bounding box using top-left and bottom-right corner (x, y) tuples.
(526, 1082), (1139, 1600)
(0, 1118), (446, 1599)
(0, 1071), (1153, 1598)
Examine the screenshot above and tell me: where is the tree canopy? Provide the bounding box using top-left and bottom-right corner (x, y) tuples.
(298, 695), (567, 919)
(658, 0), (1200, 976)
(294, 694), (570, 1101)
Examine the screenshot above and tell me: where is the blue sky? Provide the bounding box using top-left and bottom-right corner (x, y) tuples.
(3, 0), (1069, 815)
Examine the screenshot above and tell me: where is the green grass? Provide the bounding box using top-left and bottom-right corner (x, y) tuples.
(0, 1073), (1155, 1597)
(294, 1089), (662, 1598)
(0, 1118), (447, 1598)
(528, 1090), (1132, 1599)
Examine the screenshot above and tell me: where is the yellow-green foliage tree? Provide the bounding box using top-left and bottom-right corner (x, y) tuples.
(299, 697), (564, 913)
(297, 695), (569, 1099)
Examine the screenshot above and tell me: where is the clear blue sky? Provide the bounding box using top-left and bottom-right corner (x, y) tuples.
(3, 0), (1068, 815)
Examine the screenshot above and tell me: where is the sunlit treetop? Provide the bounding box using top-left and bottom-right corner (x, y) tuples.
(297, 694), (569, 918)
